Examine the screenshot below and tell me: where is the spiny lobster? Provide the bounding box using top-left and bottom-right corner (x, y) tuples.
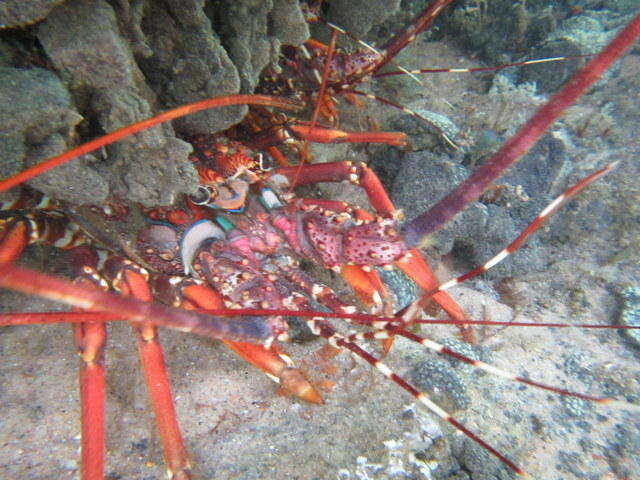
(1, 2), (639, 479)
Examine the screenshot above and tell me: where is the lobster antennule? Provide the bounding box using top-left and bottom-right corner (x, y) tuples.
(0, 94), (301, 194)
(401, 12), (640, 246)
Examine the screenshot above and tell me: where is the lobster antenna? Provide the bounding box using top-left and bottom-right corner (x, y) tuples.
(336, 0), (456, 87)
(0, 95), (301, 193)
(401, 13), (640, 246)
(373, 54), (595, 78)
(305, 316), (526, 476)
(3, 309), (639, 331)
(345, 328), (639, 412)
(346, 88), (458, 148)
(402, 162), (618, 324)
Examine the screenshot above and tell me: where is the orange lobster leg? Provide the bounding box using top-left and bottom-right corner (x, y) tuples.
(177, 281), (322, 404)
(107, 261), (191, 480)
(271, 161), (473, 340)
(73, 306), (107, 480)
(249, 124), (407, 152)
(0, 219), (109, 480)
(395, 249), (474, 342)
(67, 247), (109, 480)
(0, 219), (29, 263)
(340, 264), (387, 309)
(272, 161), (396, 214)
(288, 124), (407, 147)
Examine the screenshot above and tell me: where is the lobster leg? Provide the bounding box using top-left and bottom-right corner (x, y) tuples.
(283, 199), (391, 313)
(73, 314), (107, 480)
(69, 247), (109, 480)
(254, 265), (528, 475)
(0, 218), (29, 263)
(0, 204), (85, 263)
(249, 123), (408, 151)
(269, 161), (473, 341)
(156, 276), (322, 404)
(0, 221), (108, 480)
(103, 257), (191, 480)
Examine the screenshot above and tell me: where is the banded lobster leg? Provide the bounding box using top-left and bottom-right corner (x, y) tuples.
(0, 212), (109, 480)
(0, 209), (191, 479)
(0, 209), (302, 479)
(264, 260), (531, 474)
(266, 160), (474, 342)
(152, 275), (323, 404)
(0, 208), (104, 480)
(69, 247), (108, 480)
(100, 255), (192, 480)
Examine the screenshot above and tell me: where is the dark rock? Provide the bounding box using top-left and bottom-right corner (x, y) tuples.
(518, 15), (612, 92)
(37, 0), (198, 206)
(436, 0), (559, 63)
(0, 0), (65, 28)
(616, 285), (640, 347)
(391, 151), (469, 255)
(0, 67), (109, 205)
(209, 0), (308, 94)
(376, 266), (417, 310)
(325, 0), (402, 39)
(391, 130), (578, 278)
(410, 357), (470, 410)
(136, 0), (245, 135)
(451, 437), (514, 480)
(437, 1), (632, 93)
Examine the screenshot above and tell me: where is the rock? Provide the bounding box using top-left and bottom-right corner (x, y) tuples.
(24, 135), (109, 205)
(617, 285), (640, 348)
(134, 0), (245, 135)
(0, 0), (65, 28)
(0, 66), (107, 205)
(410, 357), (471, 410)
(518, 15), (613, 92)
(37, 0), (198, 206)
(271, 0), (310, 46)
(438, 1), (635, 93)
(209, 0), (309, 94)
(391, 131), (577, 278)
(325, 0), (402, 39)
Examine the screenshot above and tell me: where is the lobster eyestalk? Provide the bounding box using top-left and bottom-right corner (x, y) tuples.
(401, 12), (640, 247)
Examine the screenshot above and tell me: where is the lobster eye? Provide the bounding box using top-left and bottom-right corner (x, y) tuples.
(189, 185), (215, 205)
(256, 153), (273, 172)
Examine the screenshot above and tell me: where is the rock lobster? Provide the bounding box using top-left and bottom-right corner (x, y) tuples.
(1, 1), (639, 479)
